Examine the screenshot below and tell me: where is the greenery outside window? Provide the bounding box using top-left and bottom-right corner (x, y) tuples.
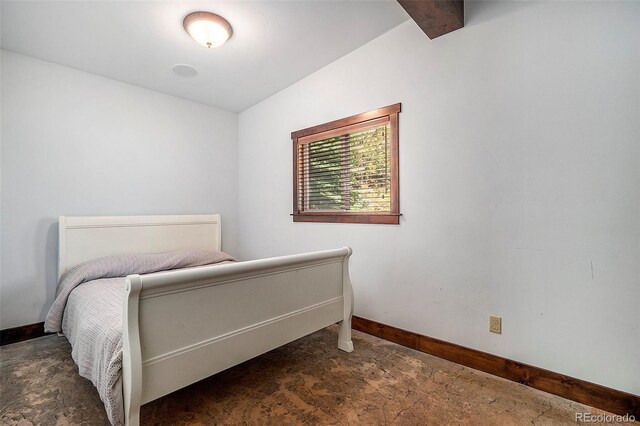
(291, 103), (401, 224)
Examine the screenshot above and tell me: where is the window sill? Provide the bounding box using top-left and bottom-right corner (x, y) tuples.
(292, 213), (400, 225)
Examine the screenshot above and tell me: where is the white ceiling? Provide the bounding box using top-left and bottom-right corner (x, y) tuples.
(1, 1), (409, 112)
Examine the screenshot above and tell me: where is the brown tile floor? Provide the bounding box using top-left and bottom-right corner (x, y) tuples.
(1, 326), (615, 425)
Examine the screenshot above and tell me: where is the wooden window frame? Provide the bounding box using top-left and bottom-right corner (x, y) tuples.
(292, 103), (401, 225)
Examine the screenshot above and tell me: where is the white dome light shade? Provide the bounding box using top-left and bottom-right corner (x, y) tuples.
(183, 12), (232, 49)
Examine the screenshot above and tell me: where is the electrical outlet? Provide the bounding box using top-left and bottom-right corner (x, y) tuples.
(490, 316), (502, 334)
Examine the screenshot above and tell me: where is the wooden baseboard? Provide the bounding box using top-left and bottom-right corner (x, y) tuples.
(1, 322), (47, 346)
(2, 317), (637, 418)
(352, 315), (639, 419)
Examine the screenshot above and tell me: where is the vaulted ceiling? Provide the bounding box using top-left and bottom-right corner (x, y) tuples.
(1, 1), (409, 112)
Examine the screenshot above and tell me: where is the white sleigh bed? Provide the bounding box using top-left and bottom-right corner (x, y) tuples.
(56, 214), (354, 426)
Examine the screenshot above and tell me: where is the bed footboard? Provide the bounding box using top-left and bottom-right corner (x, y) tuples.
(122, 247), (353, 426)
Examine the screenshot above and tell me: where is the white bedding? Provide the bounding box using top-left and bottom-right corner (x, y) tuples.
(63, 277), (125, 425)
(45, 249), (236, 425)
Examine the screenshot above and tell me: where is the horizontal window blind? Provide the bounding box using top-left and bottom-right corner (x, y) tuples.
(291, 103), (400, 224)
(297, 121), (391, 213)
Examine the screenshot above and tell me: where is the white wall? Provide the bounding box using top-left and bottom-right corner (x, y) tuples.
(239, 1), (639, 394)
(1, 50), (239, 329)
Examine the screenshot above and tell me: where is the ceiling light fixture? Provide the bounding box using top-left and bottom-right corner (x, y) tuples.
(183, 11), (233, 49)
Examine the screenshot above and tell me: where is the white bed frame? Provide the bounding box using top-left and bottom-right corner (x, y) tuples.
(58, 214), (354, 426)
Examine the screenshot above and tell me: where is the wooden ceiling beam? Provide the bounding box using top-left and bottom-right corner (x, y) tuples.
(397, 0), (464, 39)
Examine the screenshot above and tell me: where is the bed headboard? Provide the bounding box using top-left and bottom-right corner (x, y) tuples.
(58, 214), (221, 279)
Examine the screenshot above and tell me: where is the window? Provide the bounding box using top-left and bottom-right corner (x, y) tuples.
(292, 103), (400, 224)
